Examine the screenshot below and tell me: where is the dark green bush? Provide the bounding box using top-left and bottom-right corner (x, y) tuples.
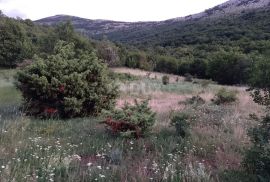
(170, 112), (190, 137)
(184, 73), (193, 82)
(207, 51), (251, 85)
(243, 115), (270, 180)
(212, 88), (237, 105)
(185, 95), (205, 105)
(249, 56), (270, 108)
(162, 75), (170, 85)
(16, 41), (118, 118)
(102, 99), (156, 138)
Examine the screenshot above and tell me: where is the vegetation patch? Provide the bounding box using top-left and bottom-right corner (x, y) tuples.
(16, 41), (118, 118)
(101, 100), (156, 138)
(212, 88), (238, 105)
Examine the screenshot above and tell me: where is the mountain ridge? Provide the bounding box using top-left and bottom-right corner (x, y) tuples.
(35, 0), (270, 42)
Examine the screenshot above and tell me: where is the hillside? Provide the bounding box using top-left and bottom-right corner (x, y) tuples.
(35, 15), (162, 38)
(35, 0), (270, 45)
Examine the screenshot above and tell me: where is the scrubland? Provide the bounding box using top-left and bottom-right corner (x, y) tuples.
(0, 68), (264, 181)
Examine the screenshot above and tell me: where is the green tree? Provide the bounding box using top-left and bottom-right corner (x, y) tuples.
(96, 40), (120, 66)
(207, 51), (251, 84)
(0, 18), (27, 67)
(249, 56), (270, 107)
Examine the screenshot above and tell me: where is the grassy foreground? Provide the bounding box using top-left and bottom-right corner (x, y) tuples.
(0, 68), (263, 181)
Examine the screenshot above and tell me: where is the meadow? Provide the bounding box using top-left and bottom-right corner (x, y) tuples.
(0, 68), (264, 182)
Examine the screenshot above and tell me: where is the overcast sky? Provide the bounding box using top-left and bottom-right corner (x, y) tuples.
(0, 0), (229, 21)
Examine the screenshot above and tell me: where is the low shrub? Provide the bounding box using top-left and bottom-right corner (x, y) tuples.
(101, 99), (156, 138)
(184, 73), (193, 82)
(162, 75), (169, 85)
(109, 72), (138, 82)
(170, 112), (190, 137)
(184, 95), (205, 105)
(243, 115), (270, 180)
(212, 88), (237, 105)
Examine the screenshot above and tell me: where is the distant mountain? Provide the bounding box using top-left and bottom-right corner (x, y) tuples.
(35, 0), (270, 45)
(36, 15), (163, 38)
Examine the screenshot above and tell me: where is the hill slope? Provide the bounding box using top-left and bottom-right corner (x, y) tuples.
(35, 0), (270, 44)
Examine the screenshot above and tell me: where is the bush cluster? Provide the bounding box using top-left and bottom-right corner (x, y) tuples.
(16, 41), (118, 118)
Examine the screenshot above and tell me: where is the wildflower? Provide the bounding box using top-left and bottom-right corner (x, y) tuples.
(1, 166), (5, 169)
(107, 143), (112, 148)
(99, 174), (105, 178)
(97, 166), (102, 169)
(72, 154), (81, 161)
(87, 162), (92, 167)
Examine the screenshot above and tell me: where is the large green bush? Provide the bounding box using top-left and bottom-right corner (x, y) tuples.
(16, 41), (118, 118)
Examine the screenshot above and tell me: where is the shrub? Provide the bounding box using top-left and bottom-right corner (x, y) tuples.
(200, 79), (215, 89)
(185, 95), (205, 105)
(101, 99), (156, 138)
(249, 56), (270, 108)
(243, 115), (270, 180)
(170, 112), (190, 137)
(16, 41), (118, 118)
(184, 73), (193, 82)
(108, 72), (138, 82)
(212, 88), (237, 105)
(162, 75), (169, 85)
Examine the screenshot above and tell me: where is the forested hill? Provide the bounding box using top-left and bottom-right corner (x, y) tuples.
(105, 7), (270, 46)
(35, 0), (270, 47)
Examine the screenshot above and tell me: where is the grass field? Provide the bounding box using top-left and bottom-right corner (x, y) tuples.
(0, 68), (264, 181)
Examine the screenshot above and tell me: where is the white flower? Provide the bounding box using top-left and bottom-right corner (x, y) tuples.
(96, 153), (102, 157)
(87, 162), (92, 167)
(72, 154), (81, 161)
(99, 174), (105, 178)
(107, 143), (112, 148)
(97, 166), (102, 169)
(1, 166), (5, 169)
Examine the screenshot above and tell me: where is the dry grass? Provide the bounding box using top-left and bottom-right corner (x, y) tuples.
(112, 67), (184, 83)
(113, 68), (264, 179)
(0, 68), (264, 181)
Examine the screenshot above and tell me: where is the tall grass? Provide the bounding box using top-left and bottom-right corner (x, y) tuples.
(0, 68), (262, 181)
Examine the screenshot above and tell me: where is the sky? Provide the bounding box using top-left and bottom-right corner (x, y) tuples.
(0, 0), (229, 22)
